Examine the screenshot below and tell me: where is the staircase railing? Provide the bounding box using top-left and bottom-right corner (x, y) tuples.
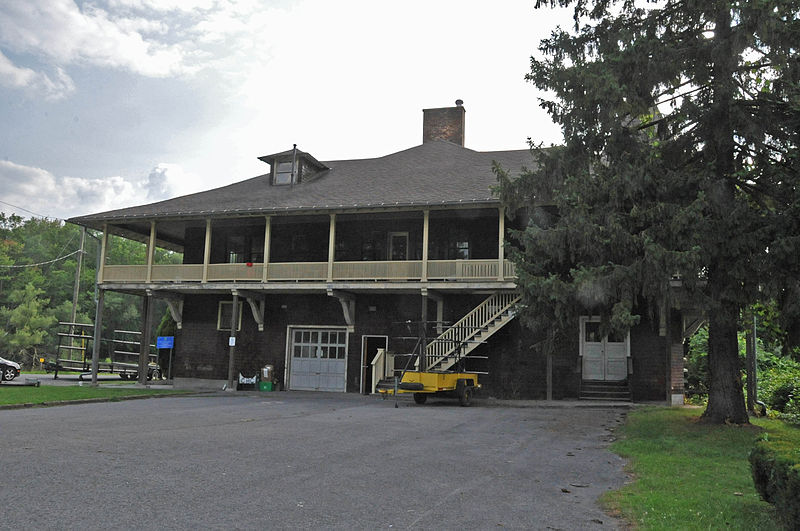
(423, 291), (520, 370)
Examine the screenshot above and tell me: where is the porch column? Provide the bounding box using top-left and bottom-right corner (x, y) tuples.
(138, 291), (154, 385)
(226, 292), (240, 390)
(497, 207), (505, 281)
(327, 213), (336, 282)
(145, 220), (156, 283)
(261, 216), (272, 283)
(202, 218), (212, 283)
(422, 209), (430, 281)
(98, 224), (108, 283)
(420, 291), (429, 371)
(90, 288), (104, 386)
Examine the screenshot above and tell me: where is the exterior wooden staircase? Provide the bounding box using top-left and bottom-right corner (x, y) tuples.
(421, 291), (521, 372)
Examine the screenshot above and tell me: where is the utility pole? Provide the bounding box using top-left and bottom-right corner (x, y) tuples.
(70, 226), (86, 326)
(66, 226), (87, 360)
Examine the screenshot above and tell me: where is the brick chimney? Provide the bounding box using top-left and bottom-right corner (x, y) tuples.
(422, 99), (465, 146)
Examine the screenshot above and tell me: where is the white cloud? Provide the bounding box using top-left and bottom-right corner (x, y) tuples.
(0, 0), (199, 89)
(0, 50), (75, 100)
(0, 160), (191, 219)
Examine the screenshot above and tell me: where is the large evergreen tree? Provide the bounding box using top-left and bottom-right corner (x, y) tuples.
(496, 0), (799, 423)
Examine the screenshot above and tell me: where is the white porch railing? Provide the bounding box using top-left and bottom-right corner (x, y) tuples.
(101, 260), (517, 283)
(332, 261), (423, 280)
(103, 265), (147, 282)
(207, 263), (264, 281)
(152, 264), (203, 282)
(267, 262), (328, 280)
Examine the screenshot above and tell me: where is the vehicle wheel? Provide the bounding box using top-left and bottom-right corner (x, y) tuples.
(2, 366), (16, 381)
(150, 369), (161, 380)
(458, 386), (473, 407)
(413, 393), (428, 404)
(119, 373), (128, 380)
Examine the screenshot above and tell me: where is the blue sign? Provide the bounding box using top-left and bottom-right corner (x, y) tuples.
(157, 336), (174, 349)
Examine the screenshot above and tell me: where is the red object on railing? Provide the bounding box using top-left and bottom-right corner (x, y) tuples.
(246, 262), (253, 267)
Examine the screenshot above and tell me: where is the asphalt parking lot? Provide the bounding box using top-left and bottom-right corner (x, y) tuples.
(0, 392), (629, 530)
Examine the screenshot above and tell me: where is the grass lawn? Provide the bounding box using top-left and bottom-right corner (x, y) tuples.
(0, 385), (188, 406)
(603, 406), (798, 530)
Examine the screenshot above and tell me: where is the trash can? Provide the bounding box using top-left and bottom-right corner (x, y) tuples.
(261, 365), (274, 381)
(259, 381), (274, 392)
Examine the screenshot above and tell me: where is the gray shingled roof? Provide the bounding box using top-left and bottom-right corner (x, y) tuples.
(68, 140), (534, 226)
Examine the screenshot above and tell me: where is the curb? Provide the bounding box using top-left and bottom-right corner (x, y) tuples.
(0, 390), (207, 411)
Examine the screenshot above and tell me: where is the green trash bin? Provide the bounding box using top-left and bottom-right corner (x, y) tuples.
(259, 381), (274, 392)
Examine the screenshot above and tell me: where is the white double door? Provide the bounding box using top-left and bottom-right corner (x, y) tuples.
(580, 318), (629, 381)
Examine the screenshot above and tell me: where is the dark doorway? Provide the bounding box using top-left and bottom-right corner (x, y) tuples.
(361, 335), (388, 394)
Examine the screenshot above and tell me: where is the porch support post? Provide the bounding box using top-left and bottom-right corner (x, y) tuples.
(227, 292), (240, 390)
(90, 288), (105, 386)
(202, 218), (212, 283)
(98, 224), (108, 283)
(422, 209), (430, 281)
(497, 207), (505, 281)
(138, 291), (154, 385)
(261, 216), (271, 283)
(420, 290), (429, 371)
(327, 214), (336, 282)
(145, 220), (156, 283)
(426, 290), (444, 336)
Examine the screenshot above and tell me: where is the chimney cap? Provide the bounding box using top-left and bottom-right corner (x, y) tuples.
(455, 99), (464, 106)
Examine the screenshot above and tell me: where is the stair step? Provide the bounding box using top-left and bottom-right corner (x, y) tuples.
(578, 395), (632, 401)
(580, 380), (631, 401)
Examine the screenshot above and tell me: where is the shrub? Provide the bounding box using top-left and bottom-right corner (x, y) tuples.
(750, 434), (800, 529)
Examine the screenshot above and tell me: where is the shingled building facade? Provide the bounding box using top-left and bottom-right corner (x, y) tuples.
(69, 102), (689, 402)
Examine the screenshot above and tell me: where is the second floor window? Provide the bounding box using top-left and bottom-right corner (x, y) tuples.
(274, 161), (294, 185)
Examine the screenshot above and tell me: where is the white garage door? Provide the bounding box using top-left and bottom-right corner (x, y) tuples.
(289, 328), (348, 392)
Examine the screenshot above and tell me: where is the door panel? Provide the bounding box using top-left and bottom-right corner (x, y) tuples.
(289, 328), (347, 392)
(581, 319), (629, 382)
(605, 341), (628, 381)
(388, 232), (409, 260)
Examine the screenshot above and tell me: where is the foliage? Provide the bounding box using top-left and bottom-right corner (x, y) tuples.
(685, 327), (710, 394)
(0, 213), (181, 364)
(0, 385), (187, 406)
(604, 407), (779, 529)
(749, 425), (800, 528)
(0, 283), (57, 369)
(496, 0), (800, 424)
(685, 325), (800, 419)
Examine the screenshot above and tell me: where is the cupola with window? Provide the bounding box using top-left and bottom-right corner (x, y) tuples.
(258, 145), (329, 186)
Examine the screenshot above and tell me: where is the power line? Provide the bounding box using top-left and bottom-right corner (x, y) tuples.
(0, 199), (61, 220)
(0, 249), (83, 269)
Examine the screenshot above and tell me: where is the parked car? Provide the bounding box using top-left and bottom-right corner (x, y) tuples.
(0, 357), (21, 381)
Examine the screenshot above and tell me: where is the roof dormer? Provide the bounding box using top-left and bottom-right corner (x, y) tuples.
(258, 145), (329, 186)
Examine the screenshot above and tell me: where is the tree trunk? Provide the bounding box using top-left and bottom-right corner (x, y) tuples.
(703, 303), (749, 424)
(699, 5), (749, 425)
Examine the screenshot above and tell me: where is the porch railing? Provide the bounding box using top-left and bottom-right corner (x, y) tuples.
(100, 259), (517, 283)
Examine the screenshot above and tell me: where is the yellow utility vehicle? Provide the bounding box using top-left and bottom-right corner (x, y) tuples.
(377, 370), (479, 406)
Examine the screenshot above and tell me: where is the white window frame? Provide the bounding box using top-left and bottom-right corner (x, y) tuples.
(217, 301), (243, 331)
(578, 316), (630, 357)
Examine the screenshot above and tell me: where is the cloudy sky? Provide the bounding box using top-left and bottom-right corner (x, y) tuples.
(0, 0), (572, 220)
